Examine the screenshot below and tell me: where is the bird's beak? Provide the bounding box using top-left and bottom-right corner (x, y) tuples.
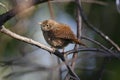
(38, 22), (42, 25)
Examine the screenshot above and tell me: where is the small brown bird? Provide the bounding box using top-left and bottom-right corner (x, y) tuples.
(38, 19), (86, 49)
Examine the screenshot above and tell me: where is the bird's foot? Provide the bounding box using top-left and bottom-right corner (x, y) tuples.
(49, 47), (56, 55)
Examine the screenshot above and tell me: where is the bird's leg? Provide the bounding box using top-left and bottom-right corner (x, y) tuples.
(61, 47), (65, 54)
(62, 48), (65, 53)
(62, 48), (67, 59)
(49, 47), (56, 55)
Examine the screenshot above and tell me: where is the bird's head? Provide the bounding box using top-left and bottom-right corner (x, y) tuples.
(38, 19), (57, 31)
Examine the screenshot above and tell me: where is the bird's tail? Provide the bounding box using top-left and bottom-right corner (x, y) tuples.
(73, 39), (86, 47)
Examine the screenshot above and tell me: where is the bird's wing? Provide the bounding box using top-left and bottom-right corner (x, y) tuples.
(52, 24), (76, 40)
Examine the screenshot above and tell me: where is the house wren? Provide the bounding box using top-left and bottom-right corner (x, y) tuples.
(38, 19), (86, 49)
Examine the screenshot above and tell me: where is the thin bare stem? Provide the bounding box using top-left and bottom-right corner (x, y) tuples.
(65, 1), (82, 80)
(52, 0), (108, 6)
(81, 36), (120, 59)
(57, 58), (62, 80)
(71, 0), (82, 71)
(48, 0), (55, 20)
(65, 48), (115, 56)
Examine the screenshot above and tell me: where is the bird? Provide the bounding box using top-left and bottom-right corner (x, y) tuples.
(38, 19), (86, 49)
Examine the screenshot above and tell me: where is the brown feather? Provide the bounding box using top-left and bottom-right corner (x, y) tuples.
(52, 23), (76, 40)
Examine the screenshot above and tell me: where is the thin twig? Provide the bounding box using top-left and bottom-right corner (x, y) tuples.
(52, 0), (108, 6)
(48, 0), (55, 19)
(65, 48), (115, 56)
(82, 35), (119, 59)
(74, 0), (120, 52)
(71, 0), (82, 75)
(65, 1), (82, 80)
(54, 51), (80, 80)
(81, 36), (120, 59)
(57, 58), (62, 80)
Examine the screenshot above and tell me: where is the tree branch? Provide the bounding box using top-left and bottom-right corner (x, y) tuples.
(0, 0), (52, 28)
(81, 36), (120, 59)
(0, 26), (54, 53)
(65, 48), (116, 57)
(70, 0), (82, 78)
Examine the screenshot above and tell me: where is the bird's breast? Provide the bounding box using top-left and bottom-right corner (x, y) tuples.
(42, 31), (70, 49)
